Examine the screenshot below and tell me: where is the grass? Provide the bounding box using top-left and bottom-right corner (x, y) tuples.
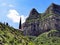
(0, 22), (60, 45)
(34, 30), (60, 45)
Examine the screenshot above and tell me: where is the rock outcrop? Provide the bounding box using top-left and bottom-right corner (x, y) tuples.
(45, 3), (60, 15)
(23, 3), (60, 36)
(27, 8), (39, 20)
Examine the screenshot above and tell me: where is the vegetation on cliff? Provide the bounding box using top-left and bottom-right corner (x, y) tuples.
(0, 22), (60, 45)
(34, 30), (60, 45)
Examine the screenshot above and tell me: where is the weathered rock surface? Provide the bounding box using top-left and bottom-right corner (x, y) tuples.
(23, 3), (60, 36)
(27, 8), (39, 20)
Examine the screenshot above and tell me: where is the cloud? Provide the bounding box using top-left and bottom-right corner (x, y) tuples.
(7, 9), (28, 23)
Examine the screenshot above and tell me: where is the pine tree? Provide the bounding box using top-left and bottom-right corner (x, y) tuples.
(19, 17), (21, 29)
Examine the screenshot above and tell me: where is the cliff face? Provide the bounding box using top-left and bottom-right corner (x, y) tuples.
(27, 8), (39, 20)
(23, 3), (60, 36)
(45, 3), (60, 15)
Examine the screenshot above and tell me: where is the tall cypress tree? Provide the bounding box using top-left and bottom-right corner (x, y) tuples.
(19, 17), (21, 29)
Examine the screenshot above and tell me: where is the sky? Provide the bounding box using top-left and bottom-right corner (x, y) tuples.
(0, 0), (60, 29)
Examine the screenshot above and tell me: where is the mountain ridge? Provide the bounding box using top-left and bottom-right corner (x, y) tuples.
(0, 3), (60, 45)
(23, 3), (60, 36)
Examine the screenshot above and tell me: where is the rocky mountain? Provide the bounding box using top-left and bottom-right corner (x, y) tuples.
(27, 8), (39, 20)
(0, 3), (60, 45)
(23, 3), (60, 36)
